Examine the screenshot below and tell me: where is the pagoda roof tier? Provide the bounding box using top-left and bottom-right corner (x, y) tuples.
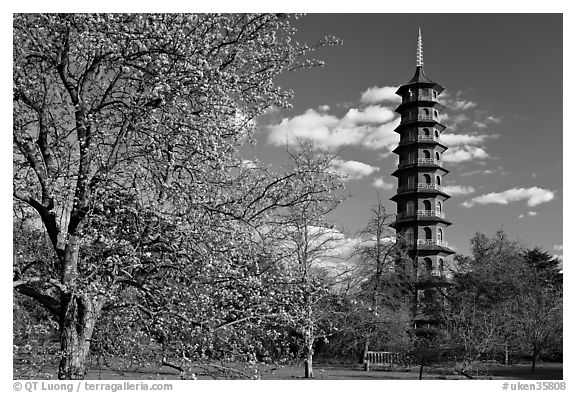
(415, 244), (456, 255)
(391, 164), (449, 178)
(400, 242), (456, 256)
(390, 187), (451, 202)
(394, 120), (446, 133)
(392, 140), (448, 155)
(395, 66), (445, 96)
(390, 214), (452, 229)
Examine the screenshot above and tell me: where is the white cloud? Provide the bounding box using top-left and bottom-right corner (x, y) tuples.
(473, 115), (501, 129)
(528, 211), (538, 216)
(360, 86), (400, 104)
(343, 105), (395, 124)
(462, 187), (555, 208)
(518, 214), (524, 218)
(553, 245), (563, 251)
(361, 117), (401, 151)
(453, 100), (477, 110)
(331, 159), (379, 181)
(318, 104), (330, 111)
(450, 114), (469, 125)
(441, 133), (493, 147)
(460, 166), (506, 176)
(267, 107), (400, 154)
(443, 146), (489, 163)
(267, 109), (364, 151)
(372, 178), (395, 190)
(443, 185), (475, 196)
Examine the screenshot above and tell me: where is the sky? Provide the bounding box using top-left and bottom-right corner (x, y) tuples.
(242, 13), (563, 259)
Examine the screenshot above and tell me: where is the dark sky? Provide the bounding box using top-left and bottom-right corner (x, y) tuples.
(247, 13), (563, 258)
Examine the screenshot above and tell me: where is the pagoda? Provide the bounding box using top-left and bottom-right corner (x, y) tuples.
(390, 29), (455, 320)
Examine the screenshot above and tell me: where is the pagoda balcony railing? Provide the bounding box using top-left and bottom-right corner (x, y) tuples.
(418, 209), (445, 218)
(396, 210), (445, 220)
(402, 95), (438, 103)
(399, 135), (442, 145)
(418, 270), (444, 278)
(418, 158), (440, 165)
(401, 114), (438, 124)
(397, 183), (444, 193)
(418, 183), (444, 192)
(418, 135), (440, 142)
(398, 158), (441, 168)
(417, 239), (449, 248)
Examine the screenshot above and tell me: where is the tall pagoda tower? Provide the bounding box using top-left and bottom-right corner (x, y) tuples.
(390, 29), (455, 319)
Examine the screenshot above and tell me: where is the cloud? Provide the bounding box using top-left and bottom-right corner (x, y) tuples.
(473, 115), (501, 129)
(267, 109), (363, 151)
(452, 100), (477, 110)
(343, 105), (395, 124)
(360, 86), (400, 104)
(443, 146), (489, 163)
(267, 107), (400, 154)
(318, 105), (330, 112)
(462, 187), (555, 208)
(528, 211), (538, 216)
(372, 178), (395, 190)
(441, 133), (494, 147)
(443, 185), (475, 196)
(439, 91), (476, 111)
(331, 158), (379, 180)
(461, 166), (506, 176)
(553, 245), (563, 251)
(361, 117), (401, 151)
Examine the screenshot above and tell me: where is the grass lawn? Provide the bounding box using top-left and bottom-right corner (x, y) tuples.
(14, 357), (563, 380)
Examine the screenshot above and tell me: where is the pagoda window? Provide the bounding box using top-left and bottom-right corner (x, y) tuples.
(424, 227), (433, 240)
(423, 200), (432, 210)
(423, 108), (430, 116)
(434, 129), (439, 138)
(423, 257), (433, 272)
(436, 175), (441, 185)
(436, 200), (442, 212)
(439, 258), (444, 274)
(423, 127), (430, 136)
(423, 174), (431, 184)
(405, 228), (414, 243)
(408, 175), (415, 187)
(437, 227), (443, 242)
(435, 151), (440, 161)
(406, 200), (414, 214)
(434, 110), (439, 118)
(423, 150), (431, 159)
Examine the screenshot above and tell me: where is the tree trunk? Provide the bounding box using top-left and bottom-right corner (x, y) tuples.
(304, 353), (314, 379)
(418, 361), (424, 380)
(531, 345), (538, 375)
(361, 338), (370, 370)
(505, 344), (509, 366)
(58, 293), (102, 379)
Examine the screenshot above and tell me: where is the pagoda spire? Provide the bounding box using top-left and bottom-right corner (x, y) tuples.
(417, 27), (424, 67)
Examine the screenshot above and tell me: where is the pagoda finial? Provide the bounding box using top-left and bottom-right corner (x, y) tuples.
(417, 27), (424, 67)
